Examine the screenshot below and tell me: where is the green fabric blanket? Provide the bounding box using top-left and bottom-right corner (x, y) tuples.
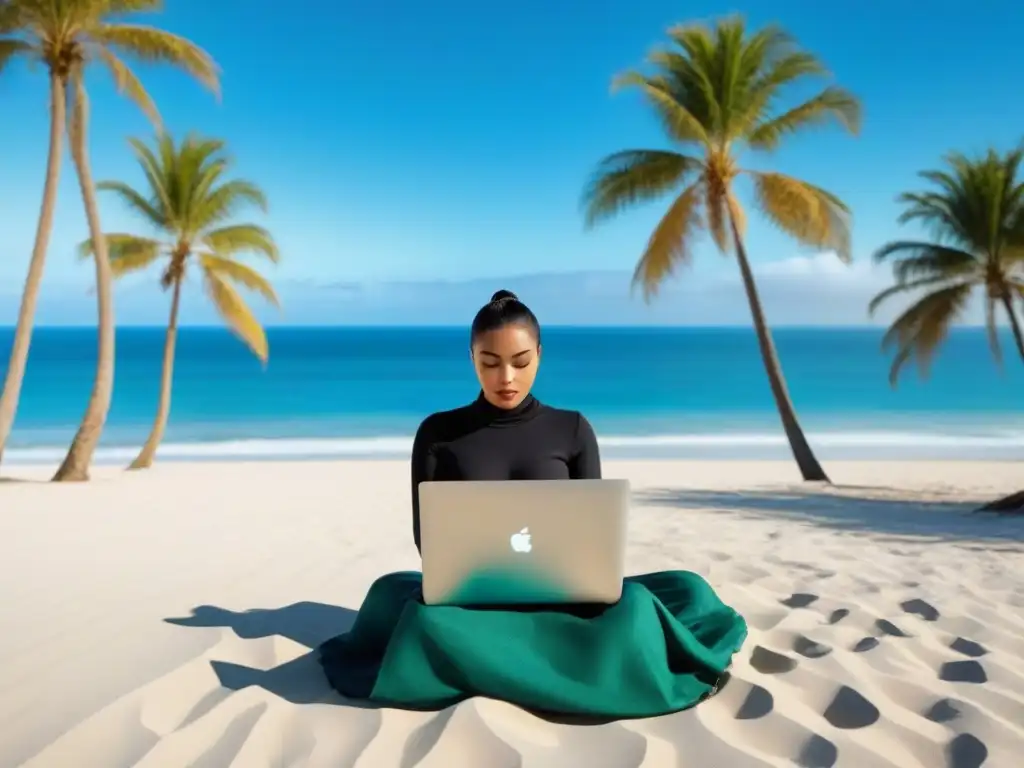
(318, 570), (746, 718)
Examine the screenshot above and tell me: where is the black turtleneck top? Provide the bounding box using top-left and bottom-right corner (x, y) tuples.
(410, 394), (602, 552)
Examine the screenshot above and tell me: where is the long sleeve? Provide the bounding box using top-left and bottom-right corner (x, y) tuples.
(410, 419), (437, 554)
(568, 413), (602, 479)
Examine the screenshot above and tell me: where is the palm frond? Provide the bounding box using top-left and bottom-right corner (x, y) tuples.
(103, 0), (165, 12)
(747, 86), (860, 151)
(894, 191), (969, 244)
(881, 282), (974, 386)
(188, 146), (229, 201)
(632, 181), (705, 301)
(192, 180), (269, 231)
(894, 147), (1024, 256)
(78, 233), (163, 277)
(126, 136), (175, 223)
(611, 71), (710, 145)
(751, 171), (851, 260)
(201, 224), (279, 262)
(170, 134), (228, 233)
(202, 269), (270, 363)
(671, 16), (754, 138)
(0, 1), (27, 35)
(867, 275), (964, 316)
(0, 38), (32, 74)
(94, 47), (158, 125)
(741, 50), (824, 126)
(96, 179), (167, 227)
(872, 241), (980, 283)
(199, 254), (279, 306)
(89, 23), (220, 96)
(582, 149), (700, 228)
(661, 21), (720, 134)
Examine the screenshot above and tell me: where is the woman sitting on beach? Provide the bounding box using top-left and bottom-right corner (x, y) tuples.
(409, 290), (600, 553)
(318, 291), (748, 718)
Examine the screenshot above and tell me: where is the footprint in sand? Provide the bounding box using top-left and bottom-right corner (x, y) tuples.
(779, 592), (819, 609)
(924, 698), (964, 724)
(901, 598), (940, 622)
(947, 733), (987, 768)
(852, 637), (879, 652)
(939, 660), (988, 684)
(795, 734), (838, 768)
(734, 682), (774, 720)
(827, 608), (850, 625)
(949, 637), (988, 658)
(875, 619), (911, 638)
(749, 646), (798, 675)
(792, 635), (832, 659)
(822, 686), (879, 730)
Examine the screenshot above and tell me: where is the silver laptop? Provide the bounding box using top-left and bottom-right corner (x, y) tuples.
(418, 479), (630, 606)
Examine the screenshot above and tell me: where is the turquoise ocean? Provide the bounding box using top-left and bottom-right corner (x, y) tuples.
(1, 326), (1022, 463)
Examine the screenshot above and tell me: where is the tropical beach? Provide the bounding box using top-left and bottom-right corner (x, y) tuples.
(2, 459), (1023, 767)
(3, 0), (1024, 766)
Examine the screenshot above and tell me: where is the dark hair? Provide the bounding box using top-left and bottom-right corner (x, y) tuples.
(470, 290), (541, 346)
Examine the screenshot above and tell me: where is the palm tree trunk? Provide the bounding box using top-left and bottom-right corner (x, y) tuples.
(980, 293), (1024, 513)
(999, 293), (1024, 362)
(52, 77), (116, 482)
(129, 277), (182, 470)
(0, 72), (67, 468)
(729, 215), (830, 482)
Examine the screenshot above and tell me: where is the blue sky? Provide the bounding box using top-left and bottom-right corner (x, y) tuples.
(1, 0), (1022, 326)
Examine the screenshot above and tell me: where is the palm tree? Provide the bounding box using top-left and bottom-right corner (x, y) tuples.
(80, 132), (280, 469)
(0, 0), (219, 481)
(868, 146), (1024, 515)
(581, 16), (860, 482)
(868, 146), (1024, 385)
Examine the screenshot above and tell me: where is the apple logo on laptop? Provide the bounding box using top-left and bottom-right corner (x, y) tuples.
(510, 527), (532, 553)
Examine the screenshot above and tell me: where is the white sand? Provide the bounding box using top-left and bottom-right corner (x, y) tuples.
(1, 459), (1023, 768)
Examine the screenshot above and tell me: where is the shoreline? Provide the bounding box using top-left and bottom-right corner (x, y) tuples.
(2, 456), (1023, 479)
(5, 432), (1024, 466)
(2, 459), (1022, 766)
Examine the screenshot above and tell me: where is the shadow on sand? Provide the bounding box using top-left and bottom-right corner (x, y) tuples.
(164, 601), (378, 708)
(634, 486), (1024, 544)
(164, 600), (626, 725)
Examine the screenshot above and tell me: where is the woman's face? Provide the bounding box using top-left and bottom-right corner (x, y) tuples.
(471, 324), (541, 409)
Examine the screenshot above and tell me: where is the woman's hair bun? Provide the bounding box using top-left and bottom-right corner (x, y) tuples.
(471, 288), (539, 345)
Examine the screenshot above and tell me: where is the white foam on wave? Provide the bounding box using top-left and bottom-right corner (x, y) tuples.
(5, 429), (1024, 463)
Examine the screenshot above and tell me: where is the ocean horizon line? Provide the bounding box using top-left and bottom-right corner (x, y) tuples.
(0, 323), (998, 332)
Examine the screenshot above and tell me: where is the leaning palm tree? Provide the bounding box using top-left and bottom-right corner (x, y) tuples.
(868, 146), (1024, 515)
(80, 132), (280, 470)
(868, 146), (1024, 385)
(582, 15), (860, 482)
(0, 0), (218, 480)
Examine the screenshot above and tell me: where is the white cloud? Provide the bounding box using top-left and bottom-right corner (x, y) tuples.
(759, 251), (876, 277)
(0, 252), (991, 327)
